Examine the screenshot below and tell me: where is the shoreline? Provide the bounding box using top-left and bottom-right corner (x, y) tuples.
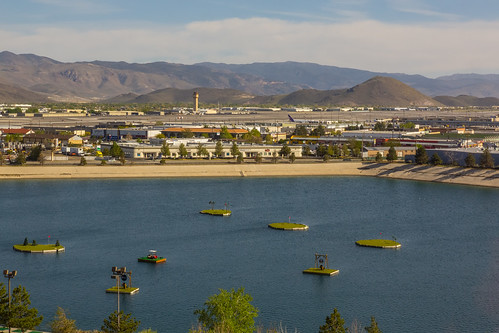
(0, 162), (497, 188)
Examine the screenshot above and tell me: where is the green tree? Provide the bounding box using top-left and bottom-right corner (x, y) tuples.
(289, 152), (296, 164)
(160, 141), (170, 158)
(79, 156), (87, 166)
(316, 144), (327, 157)
(178, 143), (188, 158)
(348, 139), (362, 157)
(264, 134), (273, 145)
(0, 152), (5, 166)
(0, 285), (43, 332)
(236, 153), (244, 164)
(110, 142), (123, 158)
(311, 124), (326, 137)
(415, 146), (428, 165)
(37, 151), (45, 165)
(293, 125), (308, 136)
(271, 151), (278, 164)
(479, 148), (495, 168)
(303, 145), (311, 156)
(15, 151), (26, 165)
(101, 310), (140, 333)
(323, 154), (330, 163)
(430, 153), (443, 166)
(464, 153), (476, 168)
(219, 126), (233, 140)
(365, 316), (382, 333)
(193, 287), (258, 333)
(279, 144), (291, 157)
(50, 307), (78, 333)
(373, 122), (386, 131)
(230, 142), (240, 158)
(155, 133), (166, 139)
(23, 238), (28, 246)
(386, 146), (397, 162)
(119, 152), (126, 165)
(28, 145), (42, 161)
(214, 141), (224, 158)
(254, 153), (262, 164)
(197, 144), (209, 158)
(341, 145), (350, 157)
(375, 152), (383, 162)
(319, 308), (346, 333)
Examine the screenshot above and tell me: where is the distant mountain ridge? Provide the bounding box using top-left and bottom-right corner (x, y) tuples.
(1, 51), (499, 103)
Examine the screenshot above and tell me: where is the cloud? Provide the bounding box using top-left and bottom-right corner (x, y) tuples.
(386, 0), (461, 20)
(2, 17), (499, 77)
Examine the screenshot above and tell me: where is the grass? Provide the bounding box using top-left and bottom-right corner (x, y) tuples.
(106, 286), (139, 294)
(13, 244), (65, 252)
(268, 222), (309, 230)
(355, 239), (401, 248)
(200, 209), (232, 216)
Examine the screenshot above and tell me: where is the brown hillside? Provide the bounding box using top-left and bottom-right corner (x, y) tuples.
(434, 95), (499, 107)
(0, 82), (49, 103)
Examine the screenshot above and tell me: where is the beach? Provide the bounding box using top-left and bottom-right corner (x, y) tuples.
(0, 162), (497, 188)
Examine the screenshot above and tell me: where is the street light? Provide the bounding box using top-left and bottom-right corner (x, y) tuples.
(111, 267), (126, 331)
(3, 270), (17, 333)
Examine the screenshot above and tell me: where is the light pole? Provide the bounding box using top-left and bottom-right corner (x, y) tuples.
(111, 267), (126, 331)
(3, 270), (17, 333)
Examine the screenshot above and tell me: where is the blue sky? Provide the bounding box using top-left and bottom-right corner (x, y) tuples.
(1, 0), (498, 77)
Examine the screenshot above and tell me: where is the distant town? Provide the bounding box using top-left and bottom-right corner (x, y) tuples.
(0, 99), (498, 168)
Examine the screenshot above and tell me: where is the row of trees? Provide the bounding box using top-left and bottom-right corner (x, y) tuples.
(414, 146), (495, 168)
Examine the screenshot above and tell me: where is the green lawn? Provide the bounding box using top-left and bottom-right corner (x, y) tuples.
(303, 268), (339, 276)
(268, 222), (309, 230)
(200, 209), (232, 216)
(355, 239), (401, 248)
(13, 244), (65, 252)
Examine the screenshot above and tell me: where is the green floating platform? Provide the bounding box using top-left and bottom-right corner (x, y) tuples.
(268, 222), (309, 230)
(138, 256), (166, 263)
(200, 209), (231, 216)
(303, 268), (339, 276)
(106, 286), (139, 294)
(355, 239), (401, 249)
(13, 244), (65, 253)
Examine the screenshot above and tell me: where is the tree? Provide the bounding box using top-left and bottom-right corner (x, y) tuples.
(0, 285), (43, 332)
(415, 146), (428, 165)
(102, 310), (140, 333)
(364, 316), (382, 333)
(271, 151), (278, 164)
(311, 124), (326, 137)
(23, 237), (28, 246)
(110, 142), (123, 158)
(219, 126), (233, 140)
(264, 134), (273, 144)
(289, 152), (296, 164)
(375, 152), (383, 162)
(236, 153), (244, 164)
(28, 145), (42, 161)
(155, 133), (166, 139)
(193, 287), (258, 333)
(464, 153), (476, 168)
(0, 152), (5, 166)
(479, 148), (495, 168)
(386, 146), (397, 162)
(15, 151), (26, 165)
(50, 307), (78, 333)
(79, 156), (87, 166)
(196, 144), (209, 158)
(214, 141), (224, 158)
(373, 122), (386, 131)
(319, 308), (346, 333)
(303, 145), (311, 156)
(254, 153), (262, 164)
(293, 125), (308, 136)
(182, 128), (195, 138)
(323, 154), (330, 163)
(119, 152), (126, 165)
(160, 141), (170, 158)
(341, 145), (350, 158)
(430, 153), (443, 166)
(279, 144), (291, 158)
(37, 151), (45, 165)
(230, 142), (240, 158)
(178, 143), (188, 158)
(316, 144), (327, 157)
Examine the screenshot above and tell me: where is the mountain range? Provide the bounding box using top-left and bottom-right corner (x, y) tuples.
(1, 51), (499, 106)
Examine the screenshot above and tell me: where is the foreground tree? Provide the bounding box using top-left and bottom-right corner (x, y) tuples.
(15, 151), (26, 165)
(28, 145), (43, 161)
(0, 285), (43, 332)
(230, 142), (240, 158)
(160, 141), (171, 158)
(464, 153), (476, 168)
(110, 142), (123, 158)
(289, 152), (296, 164)
(101, 310), (140, 333)
(415, 146), (428, 165)
(50, 307), (78, 333)
(279, 144), (291, 158)
(364, 316), (382, 333)
(193, 287), (258, 333)
(375, 152), (383, 162)
(319, 308), (346, 333)
(479, 148), (495, 168)
(430, 153), (443, 166)
(214, 141), (224, 158)
(178, 143), (188, 158)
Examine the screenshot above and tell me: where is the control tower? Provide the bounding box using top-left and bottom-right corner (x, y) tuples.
(193, 91), (199, 113)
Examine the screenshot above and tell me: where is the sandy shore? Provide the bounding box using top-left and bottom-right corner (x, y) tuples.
(0, 162), (497, 188)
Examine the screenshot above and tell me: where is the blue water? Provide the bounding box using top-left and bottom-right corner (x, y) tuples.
(0, 177), (498, 332)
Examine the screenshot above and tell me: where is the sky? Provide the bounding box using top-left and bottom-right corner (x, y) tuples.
(1, 0), (499, 77)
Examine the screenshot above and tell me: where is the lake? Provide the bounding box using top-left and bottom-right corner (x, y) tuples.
(0, 177), (497, 332)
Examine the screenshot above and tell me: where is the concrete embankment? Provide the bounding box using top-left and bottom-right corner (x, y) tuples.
(0, 162), (497, 188)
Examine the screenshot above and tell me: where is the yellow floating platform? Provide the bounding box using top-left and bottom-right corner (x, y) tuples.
(106, 287), (139, 294)
(303, 268), (339, 276)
